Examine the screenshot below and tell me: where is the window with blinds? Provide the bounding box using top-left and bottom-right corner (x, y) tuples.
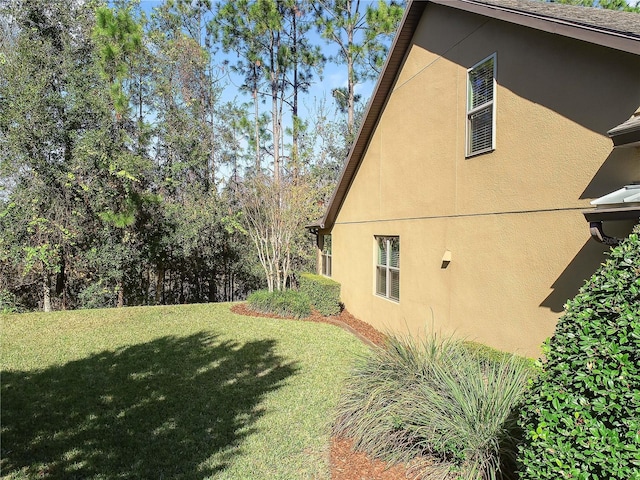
(375, 236), (399, 302)
(321, 234), (332, 277)
(467, 54), (496, 156)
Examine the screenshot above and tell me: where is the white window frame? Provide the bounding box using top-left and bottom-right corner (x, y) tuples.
(375, 236), (399, 302)
(321, 234), (332, 277)
(466, 53), (496, 157)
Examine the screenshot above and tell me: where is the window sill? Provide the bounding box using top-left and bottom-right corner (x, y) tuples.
(375, 293), (400, 304)
(465, 147), (495, 159)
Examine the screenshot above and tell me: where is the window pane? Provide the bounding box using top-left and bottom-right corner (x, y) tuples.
(322, 254), (332, 277)
(377, 238), (387, 266)
(470, 106), (493, 153)
(323, 235), (332, 254)
(390, 237), (400, 268)
(376, 266), (387, 296)
(469, 58), (494, 109)
(390, 269), (400, 301)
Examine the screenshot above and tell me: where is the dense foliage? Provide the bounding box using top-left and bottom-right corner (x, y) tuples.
(517, 224), (640, 480)
(0, 0), (403, 311)
(334, 333), (535, 480)
(299, 272), (341, 315)
(246, 289), (311, 318)
(3, 0), (627, 312)
(0, 289), (22, 314)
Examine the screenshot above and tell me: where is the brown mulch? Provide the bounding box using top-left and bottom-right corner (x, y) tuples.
(231, 303), (388, 348)
(231, 303), (414, 479)
(330, 437), (415, 480)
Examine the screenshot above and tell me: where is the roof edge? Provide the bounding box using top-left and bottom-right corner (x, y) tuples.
(445, 0), (640, 55)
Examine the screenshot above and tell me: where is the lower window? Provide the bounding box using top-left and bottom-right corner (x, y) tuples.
(321, 234), (332, 277)
(375, 236), (399, 301)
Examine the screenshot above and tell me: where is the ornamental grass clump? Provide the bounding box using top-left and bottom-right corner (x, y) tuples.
(517, 224), (640, 480)
(334, 333), (534, 480)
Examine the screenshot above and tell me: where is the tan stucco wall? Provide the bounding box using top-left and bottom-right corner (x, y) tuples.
(327, 4), (640, 358)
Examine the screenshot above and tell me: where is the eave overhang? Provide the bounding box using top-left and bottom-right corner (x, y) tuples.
(583, 185), (640, 244)
(583, 205), (640, 223)
(450, 0), (640, 55)
(305, 220), (321, 235)
(608, 111), (640, 148)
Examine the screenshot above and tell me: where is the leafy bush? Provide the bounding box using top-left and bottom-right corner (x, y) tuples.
(246, 289), (311, 319)
(518, 224), (640, 480)
(463, 341), (537, 370)
(334, 333), (534, 479)
(299, 273), (341, 316)
(0, 289), (22, 314)
(77, 282), (117, 310)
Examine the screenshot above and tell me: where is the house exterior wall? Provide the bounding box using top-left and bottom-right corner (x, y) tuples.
(326, 3), (640, 357)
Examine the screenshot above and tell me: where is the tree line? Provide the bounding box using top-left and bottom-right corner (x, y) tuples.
(0, 0), (404, 312)
(1, 0), (632, 312)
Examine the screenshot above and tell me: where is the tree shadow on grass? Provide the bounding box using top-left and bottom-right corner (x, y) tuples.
(1, 333), (298, 479)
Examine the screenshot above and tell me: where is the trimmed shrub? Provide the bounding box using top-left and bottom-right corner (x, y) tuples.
(299, 273), (341, 316)
(247, 289), (311, 319)
(334, 333), (534, 479)
(517, 224), (640, 480)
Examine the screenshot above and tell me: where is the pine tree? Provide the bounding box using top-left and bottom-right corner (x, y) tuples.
(312, 0), (403, 136)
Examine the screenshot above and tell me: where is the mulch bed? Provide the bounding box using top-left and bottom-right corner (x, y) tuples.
(230, 304), (414, 479)
(231, 304), (388, 348)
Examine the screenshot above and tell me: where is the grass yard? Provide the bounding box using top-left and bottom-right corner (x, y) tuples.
(1, 303), (369, 479)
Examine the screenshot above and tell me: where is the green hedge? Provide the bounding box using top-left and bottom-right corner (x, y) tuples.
(299, 273), (341, 316)
(246, 289), (311, 319)
(517, 224), (640, 480)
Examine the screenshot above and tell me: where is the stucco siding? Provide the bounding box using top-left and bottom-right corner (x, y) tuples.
(329, 3), (640, 357)
(332, 211), (615, 357)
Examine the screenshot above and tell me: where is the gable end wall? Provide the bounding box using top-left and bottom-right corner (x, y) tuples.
(328, 3), (640, 357)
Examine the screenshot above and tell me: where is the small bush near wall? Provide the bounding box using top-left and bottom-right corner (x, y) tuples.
(517, 224), (640, 480)
(299, 273), (341, 316)
(246, 289), (311, 319)
(334, 333), (535, 480)
(463, 341), (537, 370)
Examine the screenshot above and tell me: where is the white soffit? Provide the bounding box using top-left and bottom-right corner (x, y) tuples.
(591, 184), (640, 206)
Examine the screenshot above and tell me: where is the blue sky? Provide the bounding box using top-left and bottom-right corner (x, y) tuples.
(134, 0), (379, 126)
(131, 0), (639, 131)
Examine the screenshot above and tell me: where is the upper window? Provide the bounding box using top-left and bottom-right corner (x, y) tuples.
(467, 54), (496, 157)
(321, 234), (332, 277)
(375, 236), (399, 302)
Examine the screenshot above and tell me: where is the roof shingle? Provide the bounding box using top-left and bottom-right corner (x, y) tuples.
(469, 0), (640, 38)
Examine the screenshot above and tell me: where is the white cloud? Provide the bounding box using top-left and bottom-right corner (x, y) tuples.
(327, 71), (347, 89)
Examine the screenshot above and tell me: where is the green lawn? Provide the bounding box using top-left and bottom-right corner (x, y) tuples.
(1, 303), (368, 479)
